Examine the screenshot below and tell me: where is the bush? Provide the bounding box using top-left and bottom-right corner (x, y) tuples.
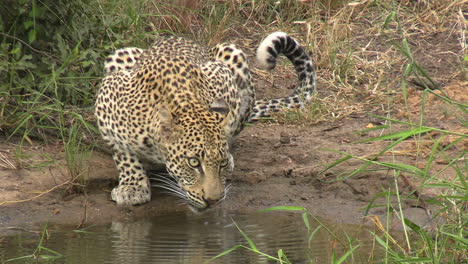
(0, 0), (147, 139)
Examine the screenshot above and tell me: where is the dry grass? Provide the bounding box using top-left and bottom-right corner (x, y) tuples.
(144, 0), (466, 125)
(0, 151), (16, 170)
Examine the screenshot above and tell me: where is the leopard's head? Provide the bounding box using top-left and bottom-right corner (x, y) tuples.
(156, 99), (234, 209)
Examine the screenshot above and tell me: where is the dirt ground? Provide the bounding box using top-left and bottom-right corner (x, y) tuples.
(0, 79), (465, 236)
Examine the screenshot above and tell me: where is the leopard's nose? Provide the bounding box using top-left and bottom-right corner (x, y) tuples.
(204, 197), (221, 207)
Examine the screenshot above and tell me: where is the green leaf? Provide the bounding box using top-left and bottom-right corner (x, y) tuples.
(277, 249), (292, 263)
(437, 195), (467, 200)
(382, 11), (395, 29)
(5, 255), (35, 262)
(302, 212), (310, 231)
(378, 161), (425, 176)
(402, 38), (412, 60)
(7, 113), (33, 140)
(413, 63), (439, 89)
(440, 231), (468, 245)
(321, 153), (353, 172)
(355, 127), (432, 143)
(232, 220), (258, 251)
(260, 206), (306, 212)
(71, 42), (81, 57)
(308, 226), (322, 243)
(13, 54), (37, 70)
(23, 20), (34, 29)
(335, 244), (359, 264)
(403, 218), (421, 233)
(374, 234), (388, 248)
(368, 114), (468, 136)
(363, 191), (395, 215)
(28, 29), (36, 44)
(207, 245), (243, 262)
(404, 63), (413, 76)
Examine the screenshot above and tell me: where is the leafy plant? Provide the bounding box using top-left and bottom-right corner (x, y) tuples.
(0, 0), (151, 139)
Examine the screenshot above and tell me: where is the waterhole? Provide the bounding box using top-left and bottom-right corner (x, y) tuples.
(1, 210), (377, 263)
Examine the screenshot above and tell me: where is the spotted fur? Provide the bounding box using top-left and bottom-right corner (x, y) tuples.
(104, 47), (144, 74)
(95, 32), (316, 208)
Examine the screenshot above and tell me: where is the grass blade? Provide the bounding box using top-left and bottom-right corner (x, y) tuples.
(335, 244), (359, 264)
(355, 127), (432, 144)
(207, 245), (243, 262)
(321, 154), (353, 172)
(308, 226), (322, 243)
(260, 206), (306, 212)
(302, 212), (311, 231)
(232, 220), (258, 252)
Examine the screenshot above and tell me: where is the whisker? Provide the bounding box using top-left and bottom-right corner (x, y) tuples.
(151, 174), (177, 182)
(219, 183), (232, 202)
(149, 171), (172, 178)
(152, 178), (181, 189)
(225, 183), (232, 192)
(157, 187), (186, 199)
(151, 174), (187, 199)
(153, 184), (187, 199)
(153, 179), (180, 188)
(159, 191), (186, 199)
(222, 183), (233, 201)
(150, 175), (174, 182)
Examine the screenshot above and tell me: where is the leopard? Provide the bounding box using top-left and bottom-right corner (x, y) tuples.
(95, 32), (316, 209)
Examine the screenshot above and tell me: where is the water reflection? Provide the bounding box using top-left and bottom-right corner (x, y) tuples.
(105, 210), (309, 264)
(1, 210), (374, 263)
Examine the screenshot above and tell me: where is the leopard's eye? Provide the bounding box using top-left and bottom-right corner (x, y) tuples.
(187, 157), (200, 168)
(220, 159), (229, 168)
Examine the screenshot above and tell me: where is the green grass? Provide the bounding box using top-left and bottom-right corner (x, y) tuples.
(1, 0), (151, 181)
(209, 206), (360, 264)
(5, 224), (64, 263)
(318, 5), (467, 263)
(59, 114), (94, 185)
(1, 0), (149, 136)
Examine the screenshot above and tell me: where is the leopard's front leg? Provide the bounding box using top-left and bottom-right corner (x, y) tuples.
(111, 148), (151, 205)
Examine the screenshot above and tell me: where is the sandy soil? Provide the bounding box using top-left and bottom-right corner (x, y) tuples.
(0, 79), (465, 236)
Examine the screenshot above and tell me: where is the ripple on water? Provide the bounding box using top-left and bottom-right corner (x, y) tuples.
(1, 210), (375, 264)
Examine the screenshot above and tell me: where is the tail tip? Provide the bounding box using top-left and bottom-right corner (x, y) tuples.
(256, 32), (290, 70)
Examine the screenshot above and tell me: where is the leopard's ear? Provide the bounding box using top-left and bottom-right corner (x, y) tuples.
(158, 104), (177, 143)
(209, 98), (229, 115)
(210, 98), (232, 132)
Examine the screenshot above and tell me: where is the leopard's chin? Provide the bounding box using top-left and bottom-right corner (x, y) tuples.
(187, 204), (211, 214)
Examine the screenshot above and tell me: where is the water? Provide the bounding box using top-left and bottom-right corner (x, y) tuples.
(1, 210), (376, 263)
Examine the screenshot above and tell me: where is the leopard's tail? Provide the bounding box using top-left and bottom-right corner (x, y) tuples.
(104, 47), (144, 74)
(250, 32), (316, 120)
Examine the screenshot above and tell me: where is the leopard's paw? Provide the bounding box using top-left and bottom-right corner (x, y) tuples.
(111, 184), (151, 205)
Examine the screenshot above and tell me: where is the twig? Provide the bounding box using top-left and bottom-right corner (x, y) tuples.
(0, 180), (72, 206)
(3, 227), (41, 235)
(0, 32), (54, 59)
(75, 199), (88, 230)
